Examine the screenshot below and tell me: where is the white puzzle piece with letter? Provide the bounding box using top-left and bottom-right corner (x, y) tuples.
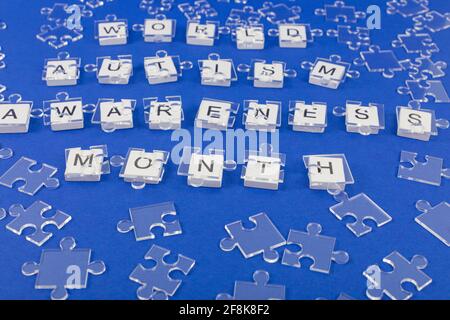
(43, 51), (80, 86)
(133, 15), (176, 42)
(95, 14), (128, 46)
(144, 50), (192, 85)
(64, 145), (110, 182)
(43, 92), (85, 131)
(235, 24), (264, 49)
(186, 20), (218, 46)
(144, 96), (183, 130)
(195, 98), (239, 130)
(244, 100), (281, 132)
(0, 94), (33, 133)
(85, 55), (133, 85)
(289, 101), (327, 133)
(91, 98), (135, 132)
(238, 59), (296, 89)
(268, 23), (323, 48)
(333, 100), (385, 135)
(198, 53), (237, 87)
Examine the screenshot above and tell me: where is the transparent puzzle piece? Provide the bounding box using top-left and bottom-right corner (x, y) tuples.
(353, 45), (404, 78)
(415, 200), (450, 246)
(413, 10), (450, 33)
(387, 0), (429, 18)
(397, 79), (450, 103)
(398, 150), (449, 186)
(315, 0), (366, 23)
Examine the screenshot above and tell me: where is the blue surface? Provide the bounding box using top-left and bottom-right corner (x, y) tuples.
(0, 0), (449, 300)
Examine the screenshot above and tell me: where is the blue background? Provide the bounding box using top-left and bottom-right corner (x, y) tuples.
(0, 0), (448, 300)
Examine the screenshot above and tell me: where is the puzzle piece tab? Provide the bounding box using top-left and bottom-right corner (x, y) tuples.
(282, 223), (349, 274)
(22, 237), (106, 300)
(398, 151), (449, 186)
(364, 251), (432, 300)
(2, 200), (71, 246)
(117, 202), (182, 241)
(329, 192), (392, 237)
(0, 143), (12, 159)
(0, 156), (60, 196)
(129, 245), (195, 300)
(217, 270), (285, 300)
(220, 212), (286, 263)
(415, 200), (450, 246)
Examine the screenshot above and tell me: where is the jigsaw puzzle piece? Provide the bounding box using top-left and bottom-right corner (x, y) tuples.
(282, 223), (349, 274)
(220, 212), (286, 263)
(315, 1), (365, 23)
(327, 26), (370, 51)
(398, 80), (450, 103)
(415, 200), (450, 246)
(329, 192), (392, 237)
(413, 10), (450, 32)
(364, 251), (432, 300)
(129, 245), (195, 300)
(387, 0), (429, 18)
(402, 57), (447, 80)
(258, 2), (301, 25)
(22, 237), (106, 300)
(398, 151), (449, 186)
(353, 45), (403, 78)
(4, 200), (71, 246)
(37, 24), (83, 49)
(226, 6), (262, 27)
(80, 0), (114, 9)
(0, 156), (60, 196)
(117, 201), (182, 241)
(392, 28), (439, 56)
(41, 3), (92, 26)
(217, 270), (285, 300)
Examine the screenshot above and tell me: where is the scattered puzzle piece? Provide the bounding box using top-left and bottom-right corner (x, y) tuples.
(226, 5), (262, 27)
(220, 212), (286, 263)
(37, 24), (83, 49)
(398, 151), (449, 186)
(258, 2), (301, 25)
(282, 223), (349, 274)
(22, 237), (106, 300)
(139, 0), (175, 15)
(363, 251), (432, 300)
(217, 270), (285, 300)
(415, 200), (450, 246)
(397, 79), (450, 103)
(117, 201), (182, 241)
(1, 200), (71, 246)
(387, 0), (429, 18)
(413, 10), (450, 32)
(315, 1), (366, 23)
(329, 192), (392, 237)
(392, 28), (439, 56)
(80, 0), (114, 9)
(41, 3), (92, 27)
(178, 0), (217, 20)
(0, 156), (60, 196)
(129, 245), (195, 300)
(327, 26), (370, 51)
(401, 56), (447, 80)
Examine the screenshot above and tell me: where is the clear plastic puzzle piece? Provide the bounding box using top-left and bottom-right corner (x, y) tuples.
(268, 23), (323, 48)
(95, 14), (128, 46)
(110, 147), (169, 189)
(333, 100), (385, 136)
(117, 201), (182, 241)
(144, 50), (192, 85)
(398, 151), (449, 186)
(243, 100), (281, 132)
(0, 156), (59, 196)
(413, 10), (450, 33)
(0, 94), (33, 133)
(1, 200), (71, 246)
(301, 55), (359, 89)
(241, 144), (285, 190)
(178, 0), (218, 20)
(80, 0), (115, 9)
(217, 270), (285, 300)
(43, 92), (87, 131)
(327, 25), (370, 51)
(415, 200), (450, 246)
(397, 79), (450, 103)
(303, 154), (354, 192)
(363, 251), (432, 300)
(396, 103), (449, 141)
(129, 244), (195, 300)
(195, 98), (239, 130)
(22, 237), (106, 300)
(40, 3), (92, 27)
(329, 191), (392, 237)
(36, 24), (83, 49)
(387, 0), (429, 18)
(315, 0), (366, 23)
(234, 24), (265, 50)
(177, 147), (235, 188)
(282, 223), (349, 274)
(133, 15), (176, 43)
(64, 145), (110, 182)
(392, 28), (439, 57)
(238, 59), (296, 89)
(198, 53), (237, 87)
(226, 5), (262, 27)
(353, 45), (403, 79)
(220, 212), (286, 263)
(84, 55), (133, 85)
(139, 0), (175, 15)
(289, 101), (327, 133)
(144, 96), (183, 130)
(258, 1), (301, 25)
(91, 98), (136, 132)
(401, 56), (447, 80)
(43, 51), (81, 86)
